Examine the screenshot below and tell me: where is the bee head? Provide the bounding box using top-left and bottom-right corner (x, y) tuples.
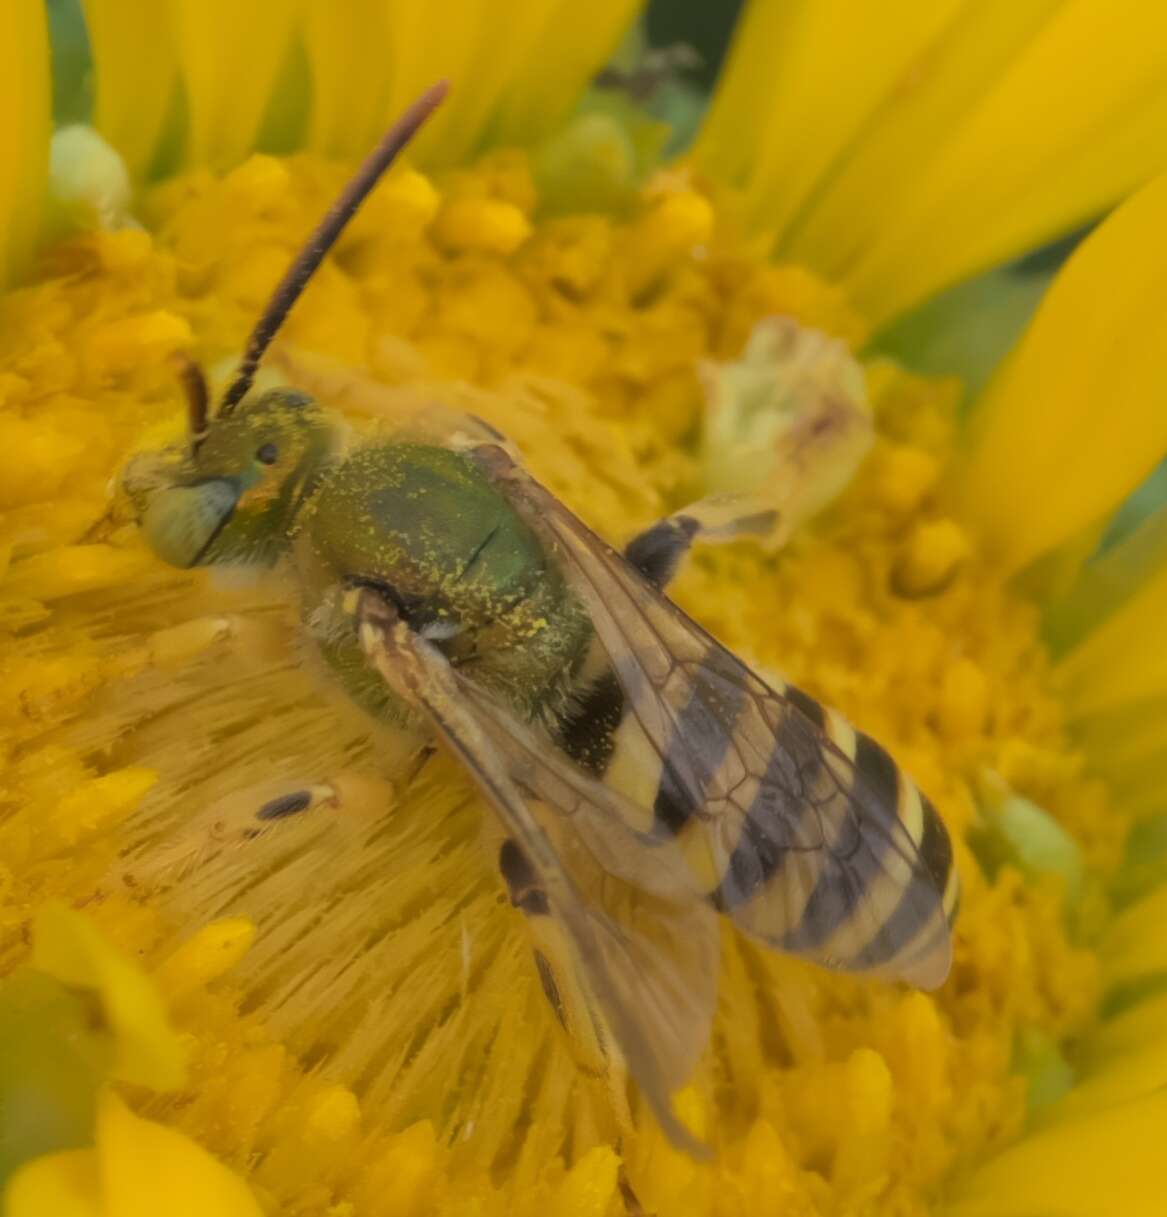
(122, 374), (341, 569)
(118, 81), (450, 570)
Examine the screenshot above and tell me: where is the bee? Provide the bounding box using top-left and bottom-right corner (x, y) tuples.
(120, 81), (959, 1153)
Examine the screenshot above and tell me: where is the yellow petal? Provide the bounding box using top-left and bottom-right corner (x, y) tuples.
(304, 0), (616, 167)
(97, 1093), (263, 1217)
(431, 0), (560, 163)
(167, 0), (299, 170)
(31, 903), (187, 1091)
(1057, 568), (1167, 719)
(843, 0), (1167, 324)
(687, 0), (790, 191)
(300, 0), (392, 158)
(1087, 992), (1167, 1067)
(944, 1090), (1167, 1217)
(0, 0), (50, 287)
(783, 0), (1064, 280)
(1068, 696), (1167, 816)
(379, 0), (494, 165)
(961, 172), (1167, 575)
(5, 1148), (102, 1217)
(81, 0), (179, 180)
(487, 0), (642, 146)
(1042, 1036), (1167, 1125)
(1044, 502), (1167, 655)
(1098, 884), (1167, 994)
(693, 0), (965, 244)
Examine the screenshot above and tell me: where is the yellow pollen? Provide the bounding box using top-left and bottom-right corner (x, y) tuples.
(378, 168), (442, 226)
(432, 196), (533, 255)
(871, 442), (941, 515)
(626, 189), (715, 294)
(895, 516), (972, 596)
(939, 658), (991, 741)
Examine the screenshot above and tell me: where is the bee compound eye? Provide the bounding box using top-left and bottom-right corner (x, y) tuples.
(255, 442), (279, 465)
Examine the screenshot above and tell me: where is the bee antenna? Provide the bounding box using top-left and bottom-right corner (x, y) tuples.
(172, 351), (210, 444)
(218, 79), (450, 416)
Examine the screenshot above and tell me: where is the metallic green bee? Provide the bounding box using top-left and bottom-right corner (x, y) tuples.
(122, 83), (959, 1152)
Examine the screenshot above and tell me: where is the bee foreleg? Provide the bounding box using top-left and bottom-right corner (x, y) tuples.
(624, 495), (778, 589)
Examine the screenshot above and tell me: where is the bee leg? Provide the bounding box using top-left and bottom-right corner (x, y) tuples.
(498, 837), (552, 919)
(624, 495), (778, 589)
(622, 515), (699, 589)
(496, 839), (635, 1141)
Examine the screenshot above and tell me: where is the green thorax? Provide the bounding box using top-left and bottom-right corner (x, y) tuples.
(296, 441), (592, 722)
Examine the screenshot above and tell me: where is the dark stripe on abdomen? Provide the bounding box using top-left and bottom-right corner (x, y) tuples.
(782, 731), (899, 950)
(652, 658), (748, 837)
(555, 669), (625, 777)
(857, 791), (960, 971)
(653, 767), (693, 834)
(917, 792), (954, 904)
(853, 730), (899, 812)
(713, 707), (818, 911)
(784, 683), (826, 731)
(850, 795), (954, 969)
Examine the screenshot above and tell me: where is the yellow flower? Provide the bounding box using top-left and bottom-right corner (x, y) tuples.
(2, 1), (1167, 1214)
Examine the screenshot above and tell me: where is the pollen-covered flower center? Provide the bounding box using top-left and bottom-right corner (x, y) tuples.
(0, 144), (1124, 1216)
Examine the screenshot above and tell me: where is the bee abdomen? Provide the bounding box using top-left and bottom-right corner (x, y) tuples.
(706, 679), (958, 981)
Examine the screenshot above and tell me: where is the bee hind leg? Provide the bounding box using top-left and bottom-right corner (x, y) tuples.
(495, 839), (636, 1145)
(623, 494), (778, 589)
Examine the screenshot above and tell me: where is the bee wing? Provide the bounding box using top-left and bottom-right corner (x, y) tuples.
(357, 593), (719, 1155)
(472, 446), (958, 991)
